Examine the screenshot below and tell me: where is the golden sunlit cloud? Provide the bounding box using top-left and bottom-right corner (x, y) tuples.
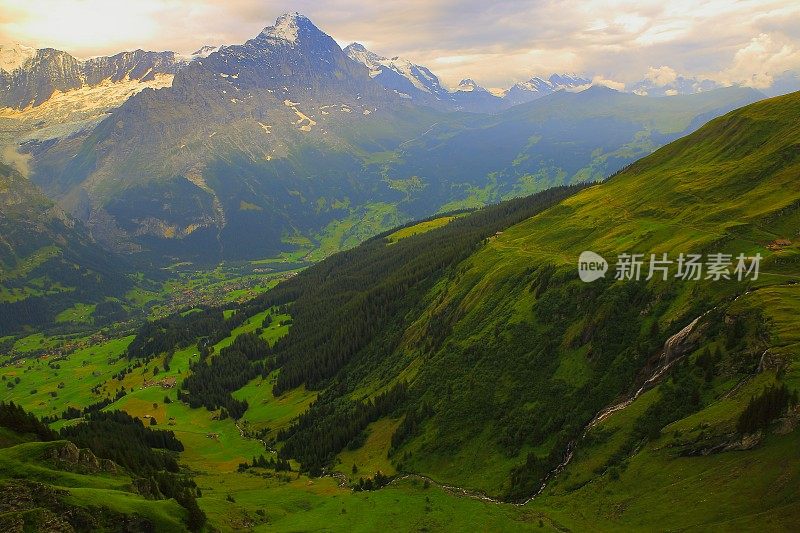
(0, 0), (168, 53)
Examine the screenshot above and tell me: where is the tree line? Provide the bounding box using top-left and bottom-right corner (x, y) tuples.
(180, 332), (272, 419)
(278, 382), (408, 475)
(737, 383), (797, 435)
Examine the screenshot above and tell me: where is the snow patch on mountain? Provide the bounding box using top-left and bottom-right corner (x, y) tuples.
(260, 12), (310, 45)
(284, 99), (316, 132)
(191, 45), (220, 58)
(1, 73), (174, 141)
(344, 43), (448, 99)
(0, 44), (36, 73)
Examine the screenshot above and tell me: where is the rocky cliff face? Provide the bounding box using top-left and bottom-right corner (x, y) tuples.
(23, 13), (421, 262)
(344, 42), (452, 108)
(0, 46), (183, 109)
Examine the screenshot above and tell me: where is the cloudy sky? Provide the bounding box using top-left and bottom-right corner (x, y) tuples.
(1, 0), (798, 90)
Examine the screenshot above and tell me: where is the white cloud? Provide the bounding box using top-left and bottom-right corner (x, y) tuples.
(712, 33), (800, 88)
(645, 66), (678, 86)
(591, 76), (626, 91)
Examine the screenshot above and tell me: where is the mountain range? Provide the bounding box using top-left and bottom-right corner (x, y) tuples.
(1, 15), (765, 264)
(343, 42), (591, 112)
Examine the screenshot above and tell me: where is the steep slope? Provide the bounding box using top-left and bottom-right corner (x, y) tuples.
(0, 161), (129, 334)
(373, 89), (800, 497)
(140, 90), (800, 528)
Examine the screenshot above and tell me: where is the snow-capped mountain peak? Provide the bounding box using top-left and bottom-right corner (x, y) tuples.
(504, 73), (591, 105)
(0, 43), (36, 73)
(344, 42), (448, 99)
(511, 77), (551, 93)
(345, 44), (504, 111)
(548, 73), (588, 87)
(512, 73), (590, 94)
(344, 43), (380, 64)
(456, 79), (484, 92)
(259, 12), (316, 45)
(191, 45), (220, 58)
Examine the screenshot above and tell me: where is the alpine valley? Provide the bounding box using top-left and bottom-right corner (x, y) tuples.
(0, 11), (799, 533)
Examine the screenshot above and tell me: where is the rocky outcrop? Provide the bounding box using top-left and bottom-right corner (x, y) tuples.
(44, 441), (118, 474)
(132, 477), (165, 500)
(775, 405), (800, 435)
(0, 481), (75, 532)
(678, 431), (763, 457)
(634, 313), (708, 392)
(758, 349), (787, 373)
(0, 479), (154, 532)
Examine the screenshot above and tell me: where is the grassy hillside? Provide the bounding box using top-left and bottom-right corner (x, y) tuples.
(191, 90), (798, 528)
(0, 435), (187, 531)
(379, 90), (800, 492)
(2, 305), (565, 531)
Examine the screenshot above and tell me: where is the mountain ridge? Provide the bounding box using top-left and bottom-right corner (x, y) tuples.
(0, 161), (130, 334)
(0, 45), (183, 109)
